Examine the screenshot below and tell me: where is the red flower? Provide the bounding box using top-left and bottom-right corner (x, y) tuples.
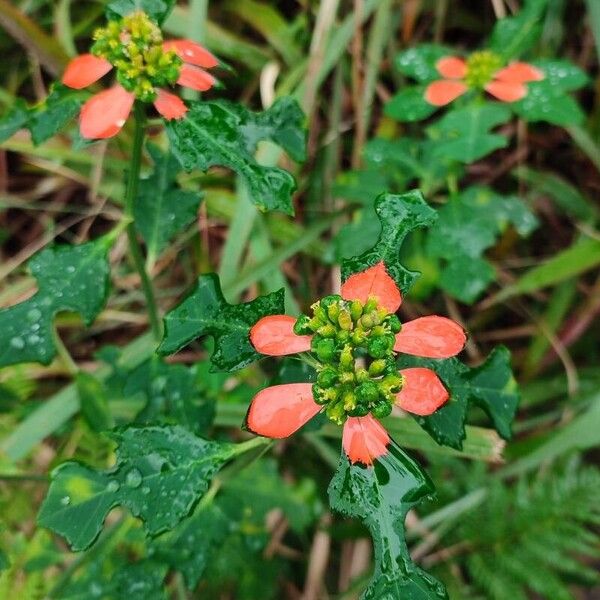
(62, 16), (218, 140)
(425, 53), (544, 107)
(247, 262), (467, 466)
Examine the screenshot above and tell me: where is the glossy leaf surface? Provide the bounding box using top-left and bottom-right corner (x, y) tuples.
(328, 443), (448, 599)
(106, 0), (176, 24)
(385, 86), (437, 122)
(134, 145), (202, 266)
(398, 346), (519, 449)
(166, 97), (306, 215)
(158, 273), (285, 371)
(38, 425), (237, 550)
(0, 238), (111, 368)
(394, 44), (454, 83)
(341, 191), (437, 295)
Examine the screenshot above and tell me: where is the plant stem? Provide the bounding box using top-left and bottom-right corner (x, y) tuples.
(125, 102), (162, 341)
(53, 326), (78, 376)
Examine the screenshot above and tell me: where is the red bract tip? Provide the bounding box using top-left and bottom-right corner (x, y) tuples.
(436, 56), (467, 79)
(341, 262), (402, 314)
(154, 89), (188, 120)
(164, 39), (219, 69)
(425, 80), (468, 106)
(342, 414), (390, 466)
(250, 315), (312, 356)
(62, 54), (112, 90)
(396, 367), (449, 416)
(79, 85), (135, 140)
(394, 316), (466, 358)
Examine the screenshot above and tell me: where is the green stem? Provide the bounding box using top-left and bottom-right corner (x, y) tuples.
(125, 102), (162, 341)
(53, 326), (78, 376)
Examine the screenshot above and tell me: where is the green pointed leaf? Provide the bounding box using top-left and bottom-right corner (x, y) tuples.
(166, 97), (306, 215)
(38, 425), (238, 550)
(0, 99), (29, 143)
(426, 186), (538, 302)
(341, 191), (437, 295)
(124, 356), (215, 433)
(328, 443), (448, 599)
(394, 44), (453, 83)
(384, 86), (437, 122)
(427, 104), (512, 163)
(106, 0), (176, 24)
(158, 273), (285, 371)
(398, 346), (519, 449)
(134, 145), (202, 266)
(532, 60), (589, 92)
(0, 238), (112, 368)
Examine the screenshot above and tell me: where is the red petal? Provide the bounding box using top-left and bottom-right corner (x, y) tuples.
(250, 315), (312, 356)
(494, 62), (544, 84)
(341, 262), (402, 313)
(396, 368), (449, 416)
(177, 64), (216, 92)
(62, 54), (112, 89)
(342, 415), (390, 466)
(154, 89), (187, 120)
(394, 316), (466, 358)
(246, 384), (321, 438)
(436, 56), (467, 79)
(164, 39), (218, 68)
(485, 80), (527, 102)
(79, 86), (135, 140)
(424, 80), (468, 106)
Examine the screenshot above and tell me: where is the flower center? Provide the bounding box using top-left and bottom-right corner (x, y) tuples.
(294, 295), (403, 425)
(91, 11), (182, 102)
(464, 50), (503, 88)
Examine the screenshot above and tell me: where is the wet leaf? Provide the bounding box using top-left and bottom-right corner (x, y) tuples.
(341, 191), (437, 295)
(394, 44), (454, 83)
(167, 97), (306, 215)
(106, 0), (176, 24)
(426, 186), (538, 302)
(384, 86), (437, 122)
(158, 273), (285, 371)
(134, 145), (202, 267)
(0, 238), (112, 368)
(398, 346), (519, 449)
(328, 442), (448, 600)
(0, 99), (29, 143)
(427, 104), (512, 163)
(38, 425), (238, 550)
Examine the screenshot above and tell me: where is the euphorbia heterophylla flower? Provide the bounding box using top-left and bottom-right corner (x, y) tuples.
(425, 50), (544, 106)
(247, 262), (467, 466)
(62, 11), (218, 139)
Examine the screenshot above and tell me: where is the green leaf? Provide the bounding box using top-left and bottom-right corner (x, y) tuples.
(106, 0), (176, 24)
(328, 443), (448, 599)
(394, 44), (453, 83)
(166, 97), (306, 215)
(341, 191), (437, 295)
(76, 372), (114, 433)
(124, 356), (215, 434)
(384, 86), (437, 122)
(134, 145), (202, 266)
(398, 346), (519, 449)
(532, 59), (589, 92)
(38, 425), (238, 550)
(158, 273), (285, 371)
(426, 186), (538, 303)
(0, 238), (112, 368)
(0, 549), (8, 572)
(427, 104), (512, 163)
(0, 99), (29, 143)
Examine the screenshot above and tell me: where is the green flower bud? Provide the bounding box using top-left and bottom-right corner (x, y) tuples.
(339, 345), (354, 370)
(348, 403), (370, 417)
(365, 297), (379, 313)
(379, 373), (402, 394)
(317, 368), (338, 388)
(326, 401), (346, 425)
(327, 302), (340, 323)
(372, 400), (393, 419)
(356, 382), (380, 405)
(320, 294), (342, 309)
(338, 310), (353, 331)
(368, 359), (387, 376)
(350, 300), (364, 322)
(360, 314), (374, 330)
(387, 314), (402, 333)
(313, 306), (328, 323)
(312, 337), (336, 363)
(339, 371), (355, 385)
(317, 324), (337, 338)
(342, 391), (357, 411)
(367, 336), (389, 359)
(336, 329), (350, 343)
(351, 329), (367, 345)
(371, 325), (386, 337)
(355, 367), (369, 383)
(293, 315), (312, 335)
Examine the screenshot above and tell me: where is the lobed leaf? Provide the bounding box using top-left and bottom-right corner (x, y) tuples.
(328, 443), (448, 599)
(106, 0), (176, 24)
(158, 273), (285, 371)
(341, 191), (437, 295)
(0, 238), (112, 368)
(166, 97), (306, 215)
(398, 346), (519, 449)
(38, 425), (238, 551)
(384, 86), (437, 123)
(394, 44), (454, 83)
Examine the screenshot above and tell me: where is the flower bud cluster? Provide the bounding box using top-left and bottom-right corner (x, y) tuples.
(294, 295), (403, 425)
(91, 11), (182, 102)
(465, 50), (503, 88)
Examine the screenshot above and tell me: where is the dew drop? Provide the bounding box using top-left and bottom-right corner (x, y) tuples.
(60, 495), (71, 506)
(106, 480), (120, 492)
(27, 308), (42, 322)
(10, 337), (25, 349)
(125, 468), (143, 488)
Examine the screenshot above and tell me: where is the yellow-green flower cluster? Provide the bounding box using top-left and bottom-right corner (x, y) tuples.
(294, 295), (404, 425)
(465, 50), (503, 88)
(91, 11), (182, 102)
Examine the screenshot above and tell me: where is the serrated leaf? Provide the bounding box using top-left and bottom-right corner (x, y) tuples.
(384, 86), (437, 122)
(134, 145), (202, 266)
(394, 44), (453, 83)
(0, 238), (112, 368)
(328, 443), (448, 600)
(427, 104), (512, 163)
(158, 273), (285, 371)
(166, 97), (306, 215)
(398, 346), (519, 449)
(38, 425), (237, 550)
(426, 186), (538, 302)
(125, 356), (215, 434)
(106, 0), (175, 24)
(341, 191), (437, 295)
